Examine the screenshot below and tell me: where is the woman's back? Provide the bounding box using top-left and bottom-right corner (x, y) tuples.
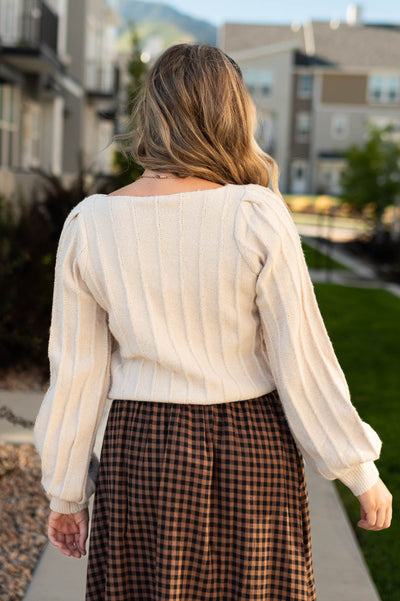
(68, 184), (275, 403)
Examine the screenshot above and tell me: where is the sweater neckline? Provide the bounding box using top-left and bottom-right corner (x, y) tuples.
(104, 183), (234, 200)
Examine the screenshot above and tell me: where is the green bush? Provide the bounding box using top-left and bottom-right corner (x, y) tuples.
(0, 170), (114, 375)
(0, 196), (53, 370)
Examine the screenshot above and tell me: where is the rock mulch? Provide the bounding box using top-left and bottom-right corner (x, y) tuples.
(0, 368), (48, 393)
(0, 443), (49, 601)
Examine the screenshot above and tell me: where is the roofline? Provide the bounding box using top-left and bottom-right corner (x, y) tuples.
(228, 38), (300, 61)
(294, 65), (400, 75)
(220, 19), (400, 29)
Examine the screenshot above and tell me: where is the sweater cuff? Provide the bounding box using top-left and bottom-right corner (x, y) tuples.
(49, 497), (89, 514)
(339, 461), (380, 496)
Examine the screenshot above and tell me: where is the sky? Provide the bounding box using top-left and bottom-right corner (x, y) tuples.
(132, 0), (400, 27)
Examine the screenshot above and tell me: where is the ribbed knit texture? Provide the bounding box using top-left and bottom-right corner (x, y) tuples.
(34, 184), (381, 513)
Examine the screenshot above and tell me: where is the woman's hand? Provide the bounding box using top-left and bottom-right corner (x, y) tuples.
(48, 508), (89, 558)
(356, 478), (392, 531)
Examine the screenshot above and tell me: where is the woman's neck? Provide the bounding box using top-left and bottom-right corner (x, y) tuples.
(108, 170), (224, 197)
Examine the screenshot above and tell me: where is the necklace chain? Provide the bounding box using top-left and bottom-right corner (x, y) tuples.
(138, 173), (177, 179)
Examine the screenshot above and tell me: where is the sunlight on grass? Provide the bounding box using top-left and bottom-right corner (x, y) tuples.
(314, 284), (400, 601)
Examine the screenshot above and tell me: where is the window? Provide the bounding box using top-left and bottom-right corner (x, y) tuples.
(318, 161), (346, 195)
(368, 75), (400, 104)
(22, 101), (41, 169)
(0, 0), (20, 45)
(367, 116), (400, 142)
(255, 114), (275, 153)
(31, 103), (41, 165)
(298, 74), (313, 99)
(244, 69), (273, 96)
(0, 84), (19, 169)
(291, 160), (309, 193)
(296, 112), (311, 142)
(331, 114), (349, 140)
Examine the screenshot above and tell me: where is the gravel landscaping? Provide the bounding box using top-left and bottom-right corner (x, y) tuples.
(0, 443), (48, 601)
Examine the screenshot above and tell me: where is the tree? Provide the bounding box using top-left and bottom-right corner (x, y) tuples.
(125, 24), (149, 114)
(113, 23), (148, 188)
(340, 125), (400, 238)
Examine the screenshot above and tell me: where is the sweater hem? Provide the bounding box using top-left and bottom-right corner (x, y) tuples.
(49, 497), (89, 514)
(338, 461), (380, 496)
(107, 386), (276, 405)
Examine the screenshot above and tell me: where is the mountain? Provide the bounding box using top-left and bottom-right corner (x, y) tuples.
(112, 0), (217, 55)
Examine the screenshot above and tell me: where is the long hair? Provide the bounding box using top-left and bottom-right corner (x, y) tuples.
(116, 43), (280, 192)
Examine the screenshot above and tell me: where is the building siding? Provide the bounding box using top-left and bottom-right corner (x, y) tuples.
(290, 73), (313, 158)
(0, 0), (120, 201)
(321, 73), (368, 105)
(221, 21), (400, 194)
(229, 49), (294, 192)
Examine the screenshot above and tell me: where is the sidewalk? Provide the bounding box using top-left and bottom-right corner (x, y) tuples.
(301, 234), (400, 298)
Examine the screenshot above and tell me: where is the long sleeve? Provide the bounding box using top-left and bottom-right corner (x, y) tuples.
(34, 206), (111, 514)
(238, 186), (381, 496)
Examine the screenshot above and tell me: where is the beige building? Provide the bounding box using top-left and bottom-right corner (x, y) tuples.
(219, 6), (400, 194)
(0, 0), (121, 201)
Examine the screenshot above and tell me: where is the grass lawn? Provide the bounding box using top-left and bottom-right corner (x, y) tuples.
(313, 284), (400, 601)
(302, 242), (348, 271)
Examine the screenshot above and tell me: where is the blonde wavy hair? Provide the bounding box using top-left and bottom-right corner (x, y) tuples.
(116, 43), (280, 192)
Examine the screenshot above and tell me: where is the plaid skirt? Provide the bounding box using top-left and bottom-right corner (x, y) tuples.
(86, 390), (316, 601)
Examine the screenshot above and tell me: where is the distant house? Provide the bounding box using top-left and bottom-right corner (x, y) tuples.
(219, 6), (400, 194)
(0, 0), (121, 202)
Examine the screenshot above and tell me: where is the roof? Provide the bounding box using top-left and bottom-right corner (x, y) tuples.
(220, 21), (400, 70)
(312, 22), (400, 69)
(221, 23), (303, 53)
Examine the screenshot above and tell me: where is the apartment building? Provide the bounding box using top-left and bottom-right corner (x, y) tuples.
(0, 0), (120, 201)
(219, 5), (400, 194)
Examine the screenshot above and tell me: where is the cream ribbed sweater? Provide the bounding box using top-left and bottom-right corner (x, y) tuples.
(34, 183), (381, 514)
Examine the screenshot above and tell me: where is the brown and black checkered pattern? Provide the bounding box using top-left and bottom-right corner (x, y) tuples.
(86, 390), (316, 600)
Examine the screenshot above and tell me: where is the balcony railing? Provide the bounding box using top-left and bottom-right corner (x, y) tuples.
(86, 60), (117, 96)
(0, 0), (58, 54)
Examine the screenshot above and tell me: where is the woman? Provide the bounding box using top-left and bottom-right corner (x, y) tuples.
(35, 44), (392, 601)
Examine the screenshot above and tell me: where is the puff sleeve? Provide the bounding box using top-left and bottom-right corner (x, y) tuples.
(34, 205), (111, 513)
(238, 186), (381, 495)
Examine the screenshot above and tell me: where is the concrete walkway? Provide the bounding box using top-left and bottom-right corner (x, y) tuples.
(302, 234), (400, 298)
(2, 238), (397, 600)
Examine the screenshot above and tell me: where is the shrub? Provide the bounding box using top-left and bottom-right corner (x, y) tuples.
(0, 170), (114, 375)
